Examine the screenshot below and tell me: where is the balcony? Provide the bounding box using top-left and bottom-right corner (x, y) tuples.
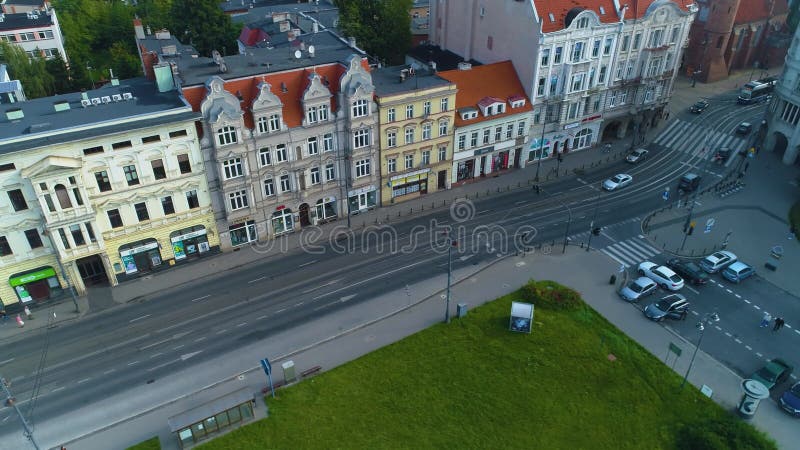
(42, 204), (96, 227)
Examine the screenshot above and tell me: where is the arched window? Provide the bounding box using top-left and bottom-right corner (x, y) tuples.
(54, 184), (72, 209)
(573, 128), (593, 150)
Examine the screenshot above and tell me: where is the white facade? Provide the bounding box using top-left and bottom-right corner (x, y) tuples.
(0, 7), (67, 61)
(765, 26), (800, 165)
(452, 113), (532, 183)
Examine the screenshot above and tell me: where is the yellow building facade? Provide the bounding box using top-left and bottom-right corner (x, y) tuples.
(372, 66), (457, 205)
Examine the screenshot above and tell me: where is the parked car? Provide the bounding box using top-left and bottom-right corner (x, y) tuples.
(678, 173), (701, 193)
(626, 148), (649, 163)
(602, 173), (633, 191)
(690, 99), (709, 113)
(619, 277), (658, 302)
(751, 359), (794, 390)
(644, 294), (689, 321)
(638, 262), (685, 291)
(699, 250), (737, 273)
(736, 122), (753, 135)
(722, 261), (755, 283)
(667, 258), (710, 285)
(779, 382), (800, 417)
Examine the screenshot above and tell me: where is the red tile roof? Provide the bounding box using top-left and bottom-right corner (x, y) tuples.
(734, 0), (789, 25)
(534, 0), (618, 33)
(437, 61), (532, 127)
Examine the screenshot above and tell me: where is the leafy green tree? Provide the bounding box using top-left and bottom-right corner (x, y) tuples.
(335, 0), (413, 65)
(168, 0), (239, 57)
(135, 0), (174, 30)
(45, 53), (72, 94)
(0, 42), (54, 98)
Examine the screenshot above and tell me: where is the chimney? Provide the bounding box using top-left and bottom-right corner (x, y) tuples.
(457, 62), (472, 70)
(142, 51), (158, 80)
(348, 36), (356, 48)
(133, 18), (145, 40)
(312, 22), (319, 33)
(429, 61), (437, 71)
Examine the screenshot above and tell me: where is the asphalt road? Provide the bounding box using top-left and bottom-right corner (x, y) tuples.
(0, 88), (787, 436)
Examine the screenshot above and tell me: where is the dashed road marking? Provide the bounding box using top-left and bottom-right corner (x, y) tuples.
(51, 386), (65, 393)
(215, 329), (227, 335)
(257, 315), (268, 320)
(734, 294), (741, 299)
(77, 378), (91, 384)
(173, 345), (184, 350)
(715, 326), (722, 331)
(298, 259), (318, 268)
(276, 308), (286, 313)
(744, 299), (751, 304)
(745, 345), (752, 350)
(753, 305), (761, 310)
(724, 332), (732, 337)
(248, 276), (267, 284)
(129, 314), (151, 323)
(734, 338), (742, 344)
(150, 353), (163, 358)
(756, 352), (763, 357)
(127, 361), (140, 366)
(726, 289), (733, 294)
(236, 322), (247, 328)
(103, 369), (115, 375)
(194, 337), (206, 342)
(191, 295), (211, 303)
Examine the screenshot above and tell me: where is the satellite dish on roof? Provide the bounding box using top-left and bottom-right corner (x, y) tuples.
(294, 50), (302, 59)
(308, 45), (315, 57)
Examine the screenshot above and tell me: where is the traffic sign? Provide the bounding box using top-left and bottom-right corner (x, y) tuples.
(704, 218), (715, 234)
(662, 188), (670, 201)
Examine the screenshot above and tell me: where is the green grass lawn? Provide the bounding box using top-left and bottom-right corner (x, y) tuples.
(199, 281), (774, 450)
(126, 436), (160, 450)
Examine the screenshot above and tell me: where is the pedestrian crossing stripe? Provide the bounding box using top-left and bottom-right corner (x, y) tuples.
(654, 119), (746, 158)
(600, 238), (661, 267)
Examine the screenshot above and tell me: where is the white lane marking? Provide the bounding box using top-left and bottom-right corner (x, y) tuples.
(150, 353), (163, 358)
(301, 278), (341, 294)
(191, 295), (211, 303)
(744, 299), (751, 304)
(784, 324), (792, 329)
(194, 337), (206, 342)
(313, 302), (336, 311)
(173, 345), (184, 351)
(459, 254), (475, 262)
(127, 361), (140, 366)
(726, 289), (733, 294)
(690, 310), (699, 316)
(753, 305), (761, 310)
(236, 322), (247, 328)
(257, 315), (268, 320)
(745, 345), (752, 350)
(685, 286), (700, 295)
(103, 369), (116, 375)
(248, 276), (267, 284)
(756, 352), (763, 357)
(734, 338), (742, 344)
(294, 302), (304, 307)
(734, 294), (741, 299)
(129, 314), (151, 323)
(600, 248), (627, 267)
(714, 326), (722, 331)
(0, 358), (14, 366)
(477, 210), (492, 215)
(340, 294), (356, 302)
(51, 386), (65, 393)
(77, 378), (91, 384)
(313, 256), (442, 301)
(794, 330), (800, 336)
(600, 231), (617, 242)
(275, 308), (286, 314)
(146, 360), (179, 372)
(724, 332), (732, 337)
(515, 200), (528, 205)
(140, 338), (172, 350)
(298, 259), (318, 268)
(215, 329), (227, 334)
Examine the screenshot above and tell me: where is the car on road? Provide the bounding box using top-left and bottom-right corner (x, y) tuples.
(602, 173), (633, 191)
(779, 382), (800, 417)
(677, 173), (701, 193)
(736, 122), (753, 135)
(667, 258), (710, 285)
(619, 277), (658, 302)
(638, 262), (685, 291)
(644, 294), (689, 321)
(626, 148), (649, 163)
(751, 358), (794, 390)
(690, 99), (709, 113)
(699, 250), (737, 273)
(722, 261), (755, 283)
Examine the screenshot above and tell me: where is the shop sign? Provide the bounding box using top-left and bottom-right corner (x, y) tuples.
(173, 240), (187, 260)
(322, 196), (336, 203)
(348, 185), (376, 196)
(9, 267), (56, 287)
(121, 254), (138, 274)
(119, 241), (159, 257)
(390, 168), (430, 182)
(276, 205), (286, 211)
(473, 145), (495, 156)
(581, 114), (602, 123)
(528, 138), (551, 151)
(15, 285), (32, 304)
(564, 122), (581, 130)
(170, 228), (208, 243)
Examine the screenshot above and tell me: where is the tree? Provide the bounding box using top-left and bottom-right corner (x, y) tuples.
(0, 42), (54, 98)
(335, 0), (413, 65)
(168, 0), (239, 57)
(45, 53), (72, 94)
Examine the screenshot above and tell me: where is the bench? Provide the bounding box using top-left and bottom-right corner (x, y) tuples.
(301, 366), (322, 377)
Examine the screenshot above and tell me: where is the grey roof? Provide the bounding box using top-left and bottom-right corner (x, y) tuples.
(0, 77), (199, 154)
(372, 65), (452, 96)
(139, 28), (363, 87)
(168, 388), (254, 432)
(0, 10), (53, 30)
(1, 0), (46, 7)
(407, 44), (482, 71)
(229, 2), (340, 34)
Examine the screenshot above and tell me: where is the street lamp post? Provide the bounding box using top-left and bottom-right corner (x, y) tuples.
(443, 233), (458, 324)
(1, 377), (40, 450)
(681, 312), (720, 389)
(585, 191), (602, 251)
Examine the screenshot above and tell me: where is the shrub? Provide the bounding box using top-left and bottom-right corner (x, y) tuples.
(676, 419), (775, 450)
(520, 280), (583, 310)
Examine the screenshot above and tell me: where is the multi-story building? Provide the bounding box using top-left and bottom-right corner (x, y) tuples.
(0, 4), (67, 61)
(134, 21), (380, 251)
(0, 77), (218, 308)
(437, 61), (532, 185)
(0, 63), (25, 103)
(765, 25), (800, 165)
(428, 1), (695, 158)
(372, 65), (456, 204)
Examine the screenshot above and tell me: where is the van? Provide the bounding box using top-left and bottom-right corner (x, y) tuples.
(678, 173), (701, 193)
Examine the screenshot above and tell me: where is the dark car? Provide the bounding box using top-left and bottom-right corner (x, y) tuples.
(736, 122), (753, 135)
(643, 294), (689, 321)
(690, 100), (709, 113)
(751, 359), (794, 390)
(667, 258), (709, 285)
(780, 382), (800, 417)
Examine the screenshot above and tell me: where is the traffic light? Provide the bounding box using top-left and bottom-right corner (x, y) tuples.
(687, 222), (695, 236)
(592, 227), (601, 236)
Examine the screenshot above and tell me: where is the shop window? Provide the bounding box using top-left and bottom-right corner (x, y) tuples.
(315, 198), (337, 221)
(0, 236), (12, 256)
(229, 220), (257, 246)
(70, 224), (86, 246)
(186, 190), (199, 209)
(170, 225), (209, 260)
(119, 238), (162, 275)
(162, 196), (175, 215)
(25, 229), (43, 249)
(271, 209), (294, 235)
(123, 165), (140, 186)
(107, 209), (123, 228)
(7, 189), (28, 211)
(151, 159), (167, 180)
(95, 170), (112, 192)
(177, 154), (192, 174)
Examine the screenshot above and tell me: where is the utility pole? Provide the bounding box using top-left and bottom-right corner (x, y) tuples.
(585, 192), (602, 251)
(1, 377), (41, 450)
(443, 232), (457, 324)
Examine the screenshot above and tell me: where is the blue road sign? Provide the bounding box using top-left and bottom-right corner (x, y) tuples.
(662, 189), (670, 201)
(260, 358), (275, 398)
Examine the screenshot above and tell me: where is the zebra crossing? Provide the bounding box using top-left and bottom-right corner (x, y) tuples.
(599, 236), (661, 268)
(653, 119), (747, 162)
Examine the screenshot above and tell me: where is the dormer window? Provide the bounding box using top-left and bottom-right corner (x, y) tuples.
(508, 95), (526, 109)
(477, 97), (505, 117)
(576, 17), (589, 29)
(459, 108), (479, 121)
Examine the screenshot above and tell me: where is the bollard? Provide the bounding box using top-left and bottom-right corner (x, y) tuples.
(386, 214), (390, 222)
(432, 202), (435, 209)
(487, 189), (490, 196)
(518, 181), (521, 188)
(662, 242), (666, 249)
(497, 187), (501, 193)
(421, 204), (424, 211)
(443, 199), (446, 206)
(702, 248), (707, 255)
(609, 274), (617, 285)
(410, 208), (413, 214)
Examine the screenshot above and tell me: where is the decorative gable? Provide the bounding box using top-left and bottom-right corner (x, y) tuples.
(302, 72), (332, 102)
(251, 81), (283, 112)
(200, 76), (244, 126)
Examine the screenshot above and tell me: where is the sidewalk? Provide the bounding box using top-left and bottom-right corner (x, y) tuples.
(58, 249), (798, 450)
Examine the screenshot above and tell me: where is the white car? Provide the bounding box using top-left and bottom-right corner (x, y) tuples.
(699, 250), (737, 273)
(626, 148), (649, 163)
(638, 261), (685, 291)
(602, 173), (633, 191)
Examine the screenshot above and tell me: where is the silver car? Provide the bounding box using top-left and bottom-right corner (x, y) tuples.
(602, 173), (633, 191)
(626, 148), (648, 163)
(619, 277), (657, 302)
(699, 251), (737, 273)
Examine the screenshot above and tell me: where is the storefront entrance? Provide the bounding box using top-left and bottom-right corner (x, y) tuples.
(456, 160), (475, 181)
(271, 208), (294, 236)
(9, 266), (63, 304)
(437, 170), (447, 189)
(77, 255), (108, 286)
(299, 203), (311, 227)
(119, 238), (162, 276)
(170, 225), (211, 261)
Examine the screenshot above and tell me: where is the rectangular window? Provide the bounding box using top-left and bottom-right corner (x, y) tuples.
(388, 158), (397, 173)
(352, 99), (369, 117)
(388, 108), (396, 122)
(621, 34), (630, 51)
(325, 164), (335, 181)
(318, 105), (328, 121)
(70, 224), (86, 246)
(438, 147), (447, 162)
(458, 135), (466, 150)
(354, 129), (370, 148)
(598, 66), (607, 83)
(495, 126), (503, 141)
(186, 190), (199, 209)
(440, 98), (449, 112)
(37, 30), (54, 39)
(107, 209), (123, 228)
(439, 120), (448, 136)
(307, 137), (319, 155)
(404, 154), (414, 169)
(161, 196), (175, 215)
(275, 144), (287, 162)
(591, 40), (600, 58)
(355, 159), (371, 177)
(112, 140), (132, 150)
(549, 76), (558, 95)
(422, 150), (431, 166)
(670, 26), (680, 44)
(649, 29), (663, 48)
(0, 163), (16, 172)
(123, 165), (140, 186)
(632, 32), (641, 50)
(151, 159), (167, 180)
(7, 189), (27, 211)
(263, 178), (275, 196)
(603, 37), (613, 55)
(537, 77), (545, 96)
(95, 171), (112, 192)
(540, 48), (550, 66)
(571, 73), (585, 92)
(257, 116), (269, 133)
(306, 106), (318, 124)
(422, 123), (432, 140)
(216, 126), (237, 146)
(423, 101), (431, 116)
(279, 175), (291, 192)
(142, 135), (161, 144)
(609, 90), (617, 107)
(85, 222), (97, 242)
(0, 236), (11, 256)
(323, 133), (334, 152)
(56, 228), (70, 249)
(567, 102), (578, 120)
(177, 154), (192, 174)
(506, 123), (514, 139)
(517, 121), (526, 137)
(470, 132), (478, 147)
(554, 46), (563, 64)
(269, 114), (281, 131)
(310, 167), (321, 185)
(387, 131), (397, 147)
(134, 202), (150, 222)
(483, 129), (490, 144)
(259, 148), (272, 166)
(223, 158), (243, 179)
(406, 104), (414, 119)
(169, 130), (188, 138)
(25, 229), (43, 249)
(228, 190), (249, 210)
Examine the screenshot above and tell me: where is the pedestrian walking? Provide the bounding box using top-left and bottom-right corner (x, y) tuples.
(0, 308), (7, 324)
(23, 305), (33, 320)
(760, 312), (772, 328)
(773, 317), (785, 332)
(15, 313), (24, 328)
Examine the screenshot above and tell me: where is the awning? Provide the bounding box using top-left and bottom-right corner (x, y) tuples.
(168, 388), (254, 432)
(9, 267), (56, 287)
